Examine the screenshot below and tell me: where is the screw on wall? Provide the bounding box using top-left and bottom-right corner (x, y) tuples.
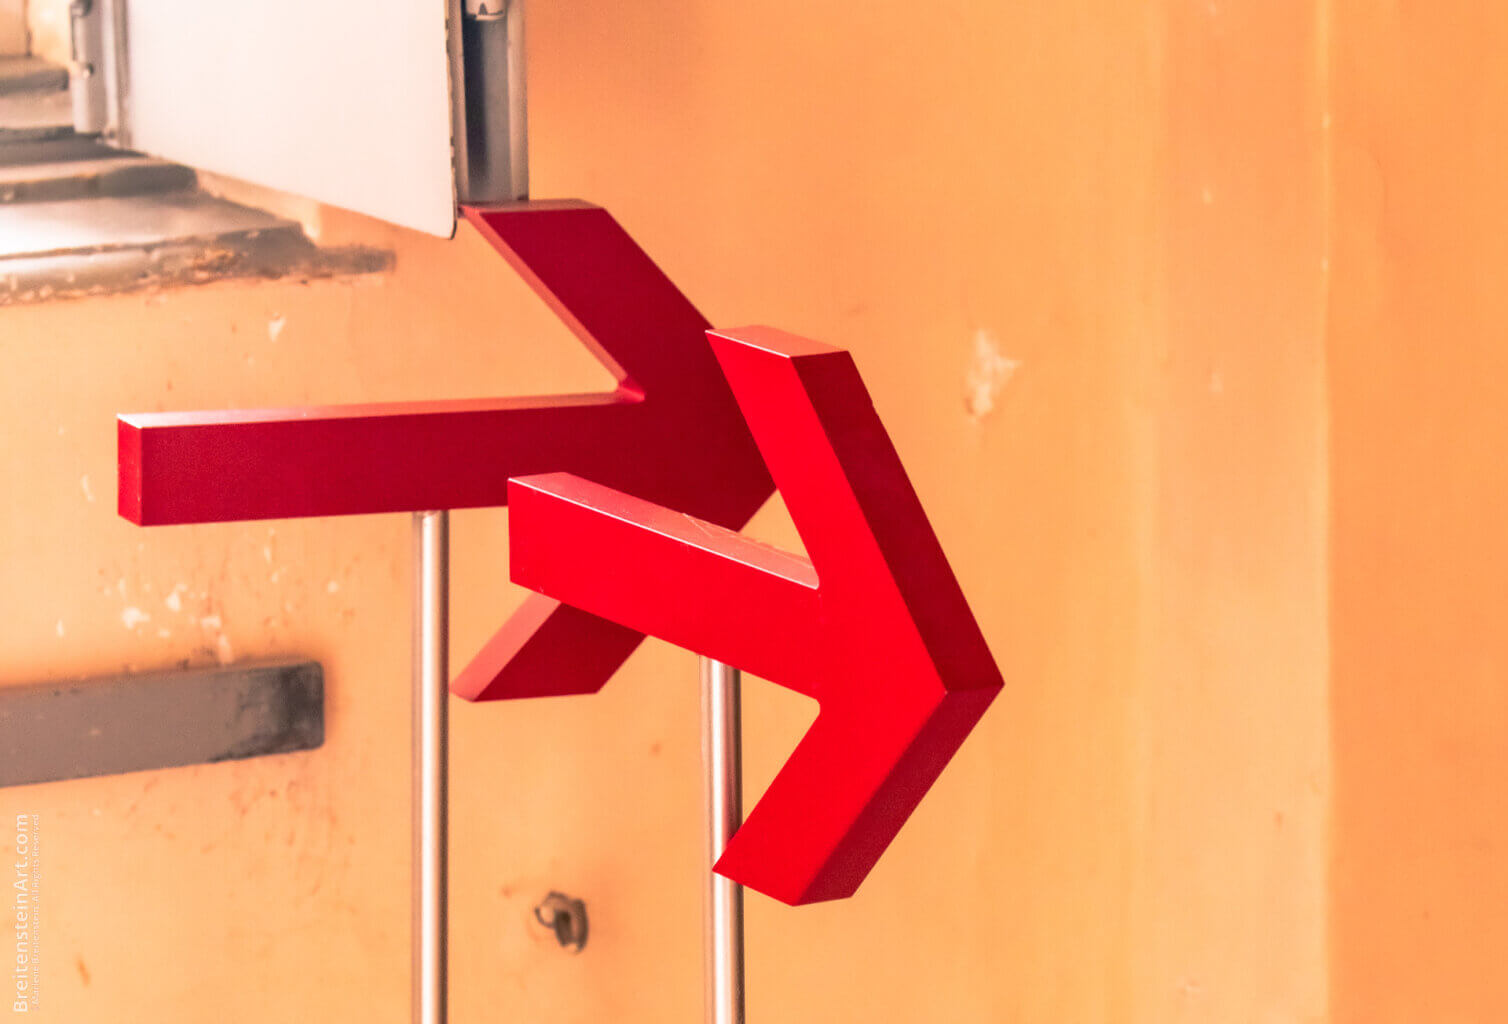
(533, 892), (588, 953)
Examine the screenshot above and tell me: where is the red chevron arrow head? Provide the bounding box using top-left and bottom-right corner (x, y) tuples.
(507, 326), (1003, 905)
(115, 201), (774, 703)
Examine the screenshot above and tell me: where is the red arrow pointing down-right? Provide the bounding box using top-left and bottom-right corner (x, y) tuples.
(507, 326), (1004, 906)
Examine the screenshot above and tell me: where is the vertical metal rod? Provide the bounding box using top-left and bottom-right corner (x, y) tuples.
(701, 657), (746, 1024)
(413, 511), (450, 1024)
(457, 0), (529, 203)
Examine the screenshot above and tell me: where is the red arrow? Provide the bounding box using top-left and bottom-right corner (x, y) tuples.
(116, 201), (774, 699)
(505, 326), (1003, 905)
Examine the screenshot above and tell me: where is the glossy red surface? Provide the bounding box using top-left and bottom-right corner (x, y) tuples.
(117, 201), (775, 701)
(507, 327), (1003, 905)
(116, 211), (1001, 908)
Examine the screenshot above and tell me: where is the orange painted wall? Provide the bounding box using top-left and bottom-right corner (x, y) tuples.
(1328, 3), (1508, 1020)
(0, 0), (1364, 1021)
(1138, 1), (1330, 1019)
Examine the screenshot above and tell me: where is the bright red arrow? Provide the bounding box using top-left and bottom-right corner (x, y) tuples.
(505, 326), (1004, 906)
(116, 201), (774, 700)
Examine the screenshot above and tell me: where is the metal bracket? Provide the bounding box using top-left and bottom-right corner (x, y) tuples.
(67, 0), (127, 141)
(532, 891), (589, 953)
(0, 659), (324, 789)
(456, 0), (527, 202)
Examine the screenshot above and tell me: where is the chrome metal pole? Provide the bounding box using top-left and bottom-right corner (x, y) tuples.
(413, 511), (449, 1024)
(458, 0), (529, 203)
(701, 657), (746, 1024)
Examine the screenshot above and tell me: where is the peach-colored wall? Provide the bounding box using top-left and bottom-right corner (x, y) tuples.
(0, 0), (26, 57)
(1136, 1), (1330, 1019)
(0, 1), (1347, 1021)
(1329, 3), (1508, 1020)
(24, 0), (65, 64)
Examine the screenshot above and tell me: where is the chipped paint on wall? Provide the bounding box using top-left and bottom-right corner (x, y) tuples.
(963, 329), (1020, 422)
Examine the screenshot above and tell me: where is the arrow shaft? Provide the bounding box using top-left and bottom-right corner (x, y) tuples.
(121, 396), (635, 524)
(509, 474), (824, 697)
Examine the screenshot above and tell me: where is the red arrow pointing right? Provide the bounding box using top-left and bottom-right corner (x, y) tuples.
(116, 201), (775, 702)
(506, 326), (1004, 905)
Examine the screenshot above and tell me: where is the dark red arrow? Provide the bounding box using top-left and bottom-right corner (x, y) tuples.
(117, 200), (774, 699)
(505, 326), (1004, 905)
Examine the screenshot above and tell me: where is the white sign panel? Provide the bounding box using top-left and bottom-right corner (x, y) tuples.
(121, 0), (459, 236)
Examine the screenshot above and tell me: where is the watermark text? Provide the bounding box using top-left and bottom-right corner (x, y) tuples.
(11, 815), (39, 1014)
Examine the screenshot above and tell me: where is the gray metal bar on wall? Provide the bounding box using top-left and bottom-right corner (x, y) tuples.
(0, 660), (324, 789)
